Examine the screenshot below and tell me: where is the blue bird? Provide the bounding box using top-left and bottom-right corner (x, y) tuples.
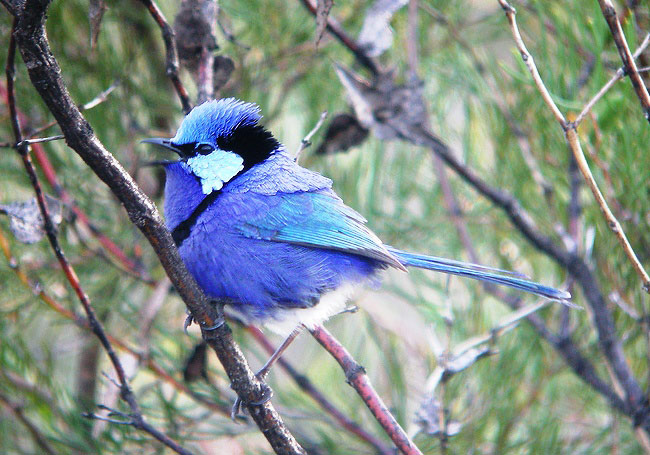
(143, 97), (570, 375)
(144, 98), (570, 331)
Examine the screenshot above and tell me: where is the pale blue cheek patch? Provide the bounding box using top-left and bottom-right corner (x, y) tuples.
(183, 150), (245, 194)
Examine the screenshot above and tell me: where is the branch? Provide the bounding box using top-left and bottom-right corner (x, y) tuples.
(310, 325), (423, 455)
(295, 110), (327, 162)
(85, 406), (195, 455)
(497, 0), (647, 419)
(138, 0), (192, 114)
(9, 1), (304, 453)
(598, 0), (650, 122)
(575, 33), (650, 127)
(6, 19), (195, 455)
(299, 0), (381, 75)
(25, 80), (119, 137)
(497, 1), (566, 126)
(248, 327), (393, 455)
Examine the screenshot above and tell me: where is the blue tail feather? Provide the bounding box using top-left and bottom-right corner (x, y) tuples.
(388, 248), (571, 301)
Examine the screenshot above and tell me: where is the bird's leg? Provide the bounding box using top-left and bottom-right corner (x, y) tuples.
(231, 326), (303, 419)
(256, 326), (303, 381)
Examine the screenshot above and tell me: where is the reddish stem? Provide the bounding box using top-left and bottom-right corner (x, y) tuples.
(248, 326), (393, 455)
(0, 82), (146, 280)
(310, 325), (423, 455)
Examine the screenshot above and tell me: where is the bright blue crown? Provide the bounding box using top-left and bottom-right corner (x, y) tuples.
(172, 98), (262, 145)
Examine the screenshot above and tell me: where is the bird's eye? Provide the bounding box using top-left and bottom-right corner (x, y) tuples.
(196, 143), (214, 155)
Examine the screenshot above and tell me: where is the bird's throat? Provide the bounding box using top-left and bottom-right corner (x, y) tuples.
(163, 162), (210, 246)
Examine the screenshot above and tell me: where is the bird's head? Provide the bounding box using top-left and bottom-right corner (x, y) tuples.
(143, 98), (279, 194)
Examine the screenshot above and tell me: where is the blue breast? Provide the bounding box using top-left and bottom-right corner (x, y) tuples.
(163, 155), (385, 322)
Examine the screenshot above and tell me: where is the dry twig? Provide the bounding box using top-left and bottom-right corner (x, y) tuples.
(138, 0), (192, 114)
(248, 327), (394, 455)
(575, 33), (650, 127)
(6, 1), (305, 452)
(497, 0), (648, 432)
(6, 21), (193, 455)
(597, 0), (650, 122)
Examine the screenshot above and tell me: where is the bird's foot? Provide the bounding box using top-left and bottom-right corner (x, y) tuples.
(183, 311), (194, 334)
(230, 375), (274, 420)
(183, 301), (226, 334)
(200, 317), (225, 331)
(338, 304), (358, 315)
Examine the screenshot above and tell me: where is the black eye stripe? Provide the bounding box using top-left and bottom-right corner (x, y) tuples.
(172, 142), (196, 158)
(173, 123), (279, 167)
(196, 143), (214, 155)
(216, 123), (279, 170)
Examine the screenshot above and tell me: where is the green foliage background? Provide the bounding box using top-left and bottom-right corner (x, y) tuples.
(0, 0), (648, 453)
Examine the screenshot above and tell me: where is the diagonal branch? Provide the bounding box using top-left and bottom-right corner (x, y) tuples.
(248, 327), (394, 455)
(138, 0), (192, 114)
(497, 0), (648, 422)
(299, 0), (381, 75)
(598, 0), (650, 122)
(6, 19), (193, 455)
(9, 1), (304, 453)
(575, 33), (650, 127)
(310, 325), (423, 455)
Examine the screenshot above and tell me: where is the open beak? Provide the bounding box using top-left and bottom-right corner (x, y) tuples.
(141, 138), (182, 156)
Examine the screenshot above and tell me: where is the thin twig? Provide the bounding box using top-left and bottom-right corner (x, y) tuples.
(6, 22), (194, 455)
(564, 127), (650, 292)
(27, 80), (120, 137)
(575, 33), (650, 126)
(10, 1), (305, 452)
(497, 0), (566, 126)
(90, 407), (196, 455)
(597, 0), (650, 122)
(0, 134), (64, 147)
(299, 0), (380, 75)
(295, 110), (327, 162)
(16, 134), (64, 146)
(310, 325), (424, 455)
(138, 0), (192, 114)
(497, 0), (647, 417)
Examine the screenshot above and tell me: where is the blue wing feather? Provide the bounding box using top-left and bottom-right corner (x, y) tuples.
(235, 191), (406, 270)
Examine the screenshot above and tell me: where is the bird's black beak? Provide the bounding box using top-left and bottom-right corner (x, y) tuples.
(141, 137), (182, 156)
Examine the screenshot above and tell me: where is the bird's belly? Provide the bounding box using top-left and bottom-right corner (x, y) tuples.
(178, 228), (384, 333)
(232, 282), (360, 336)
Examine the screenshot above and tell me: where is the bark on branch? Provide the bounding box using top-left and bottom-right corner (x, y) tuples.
(7, 0), (304, 453)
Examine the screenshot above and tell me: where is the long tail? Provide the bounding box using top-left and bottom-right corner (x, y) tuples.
(387, 247), (571, 301)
